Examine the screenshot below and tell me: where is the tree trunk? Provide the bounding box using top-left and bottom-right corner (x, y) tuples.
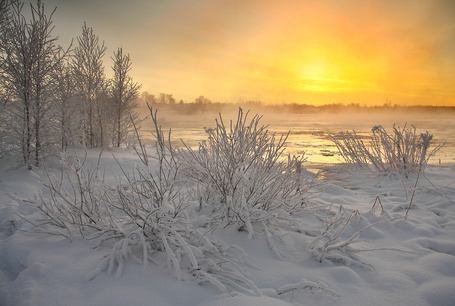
(116, 89), (122, 147)
(35, 86), (41, 167)
(35, 104), (40, 167)
(89, 96), (94, 147)
(117, 111), (121, 147)
(25, 98), (32, 167)
(61, 102), (66, 151)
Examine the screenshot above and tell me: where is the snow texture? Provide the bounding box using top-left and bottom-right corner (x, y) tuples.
(1, 149), (454, 306)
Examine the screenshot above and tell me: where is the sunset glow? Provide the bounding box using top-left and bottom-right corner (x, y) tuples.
(47, 0), (455, 106)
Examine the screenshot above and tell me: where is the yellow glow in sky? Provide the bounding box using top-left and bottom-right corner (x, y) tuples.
(47, 0), (455, 106)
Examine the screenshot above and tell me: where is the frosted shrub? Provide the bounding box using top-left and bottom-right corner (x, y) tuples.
(308, 204), (404, 270)
(331, 124), (443, 176)
(32, 107), (399, 297)
(178, 108), (314, 239)
(308, 205), (373, 270)
(38, 151), (120, 240)
(36, 106), (259, 295)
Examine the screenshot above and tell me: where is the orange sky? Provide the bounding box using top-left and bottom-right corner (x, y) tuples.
(46, 0), (455, 106)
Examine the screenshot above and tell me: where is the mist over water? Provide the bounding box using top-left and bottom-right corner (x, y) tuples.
(141, 106), (455, 171)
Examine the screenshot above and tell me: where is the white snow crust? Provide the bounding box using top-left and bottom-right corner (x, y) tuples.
(1, 149), (454, 306)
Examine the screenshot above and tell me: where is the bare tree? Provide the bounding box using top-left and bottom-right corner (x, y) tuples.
(94, 81), (109, 147)
(109, 47), (141, 147)
(194, 95), (211, 105)
(1, 1), (33, 165)
(71, 22), (107, 148)
(139, 91), (156, 105)
(0, 0), (14, 157)
(29, 0), (70, 166)
(158, 93), (175, 105)
(53, 57), (77, 150)
(0, 0), (69, 167)
(0, 0), (14, 38)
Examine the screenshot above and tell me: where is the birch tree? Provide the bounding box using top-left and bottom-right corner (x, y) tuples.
(71, 22), (107, 148)
(0, 0), (68, 167)
(53, 58), (77, 151)
(94, 80), (109, 147)
(0, 0), (14, 157)
(109, 47), (141, 147)
(29, 0), (70, 166)
(1, 1), (33, 165)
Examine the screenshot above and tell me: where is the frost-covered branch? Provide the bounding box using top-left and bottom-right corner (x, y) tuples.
(178, 108), (316, 241)
(308, 205), (403, 270)
(331, 124), (444, 176)
(35, 106), (259, 295)
(277, 278), (339, 301)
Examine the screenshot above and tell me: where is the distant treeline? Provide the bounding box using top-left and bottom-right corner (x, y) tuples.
(137, 93), (455, 115)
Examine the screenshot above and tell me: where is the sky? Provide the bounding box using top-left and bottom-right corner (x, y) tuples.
(41, 0), (455, 106)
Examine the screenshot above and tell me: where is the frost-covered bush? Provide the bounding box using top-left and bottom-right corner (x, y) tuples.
(178, 108), (314, 238)
(36, 106), (259, 295)
(331, 124), (443, 176)
(31, 106), (405, 298)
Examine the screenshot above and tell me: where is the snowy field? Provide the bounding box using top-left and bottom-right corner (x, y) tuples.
(0, 148), (454, 306)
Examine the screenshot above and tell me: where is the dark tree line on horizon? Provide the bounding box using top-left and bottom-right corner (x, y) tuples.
(0, 0), (141, 168)
(137, 91), (455, 116)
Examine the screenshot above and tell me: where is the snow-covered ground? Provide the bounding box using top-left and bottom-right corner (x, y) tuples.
(1, 149), (454, 306)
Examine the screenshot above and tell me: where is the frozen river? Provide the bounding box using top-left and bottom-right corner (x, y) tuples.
(141, 107), (455, 171)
